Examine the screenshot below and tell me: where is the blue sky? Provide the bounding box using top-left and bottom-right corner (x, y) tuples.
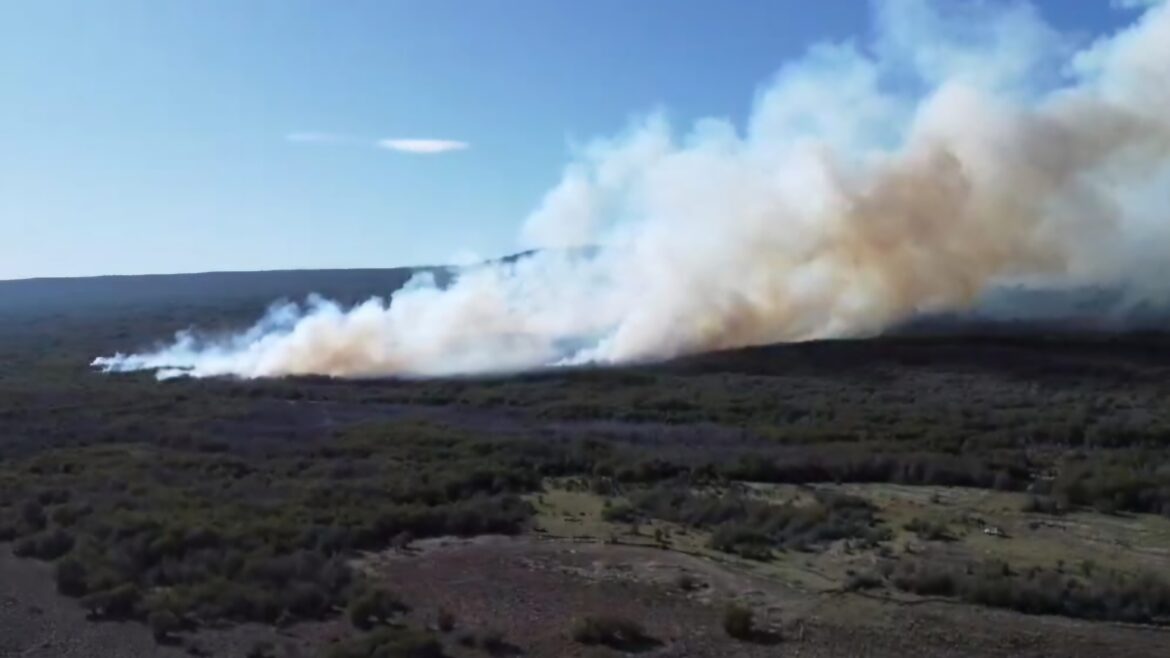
(0, 1), (1138, 280)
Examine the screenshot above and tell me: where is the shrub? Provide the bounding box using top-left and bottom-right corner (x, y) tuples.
(479, 628), (507, 653)
(570, 615), (651, 648)
(437, 607), (455, 632)
(1023, 495), (1066, 515)
(391, 531), (415, 550)
(722, 603), (754, 640)
(50, 503), (89, 527)
(20, 501), (46, 531)
(347, 587), (409, 630)
(709, 526), (773, 560)
(844, 571), (883, 592)
(81, 583), (142, 620)
(148, 609), (181, 643)
(13, 528), (74, 560)
(601, 503), (636, 523)
(676, 573), (700, 591)
(890, 557), (1170, 624)
(633, 486), (882, 556)
(325, 627), (442, 658)
(54, 556), (88, 596)
(281, 581), (329, 618)
(904, 518), (952, 542)
(245, 641), (278, 658)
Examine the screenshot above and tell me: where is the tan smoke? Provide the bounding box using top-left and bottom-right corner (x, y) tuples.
(95, 0), (1170, 379)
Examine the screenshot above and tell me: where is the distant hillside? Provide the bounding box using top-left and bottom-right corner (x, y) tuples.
(0, 267), (429, 319)
(0, 248), (592, 321)
(2, 256), (1165, 337)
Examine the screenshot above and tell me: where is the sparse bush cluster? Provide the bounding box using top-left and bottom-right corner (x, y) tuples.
(904, 517), (952, 542)
(571, 615), (653, 649)
(347, 587), (409, 630)
(621, 485), (886, 558)
(722, 603), (755, 640)
(888, 558), (1170, 624)
(0, 423), (543, 631)
(326, 627), (444, 658)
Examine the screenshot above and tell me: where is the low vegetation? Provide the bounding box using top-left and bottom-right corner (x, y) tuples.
(722, 603), (756, 640)
(571, 614), (655, 649)
(326, 627), (444, 658)
(622, 485), (887, 558)
(4, 293), (1170, 646)
(888, 558), (1170, 624)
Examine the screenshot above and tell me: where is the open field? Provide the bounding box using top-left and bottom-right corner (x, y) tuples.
(3, 274), (1170, 656)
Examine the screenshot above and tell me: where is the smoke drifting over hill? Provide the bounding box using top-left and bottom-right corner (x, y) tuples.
(95, 0), (1170, 379)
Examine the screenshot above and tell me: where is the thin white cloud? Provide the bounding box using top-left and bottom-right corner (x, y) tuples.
(285, 132), (351, 144)
(1112, 0), (1164, 8)
(377, 138), (469, 154)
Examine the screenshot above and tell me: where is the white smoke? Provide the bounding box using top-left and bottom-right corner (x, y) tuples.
(95, 0), (1170, 379)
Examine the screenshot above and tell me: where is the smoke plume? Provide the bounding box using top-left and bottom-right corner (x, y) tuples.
(95, 0), (1170, 379)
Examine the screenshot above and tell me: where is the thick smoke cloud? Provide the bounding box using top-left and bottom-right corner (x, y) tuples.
(95, 0), (1170, 379)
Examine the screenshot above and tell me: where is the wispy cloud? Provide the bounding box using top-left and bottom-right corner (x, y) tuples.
(377, 139), (469, 154)
(285, 131), (352, 144)
(285, 132), (469, 154)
